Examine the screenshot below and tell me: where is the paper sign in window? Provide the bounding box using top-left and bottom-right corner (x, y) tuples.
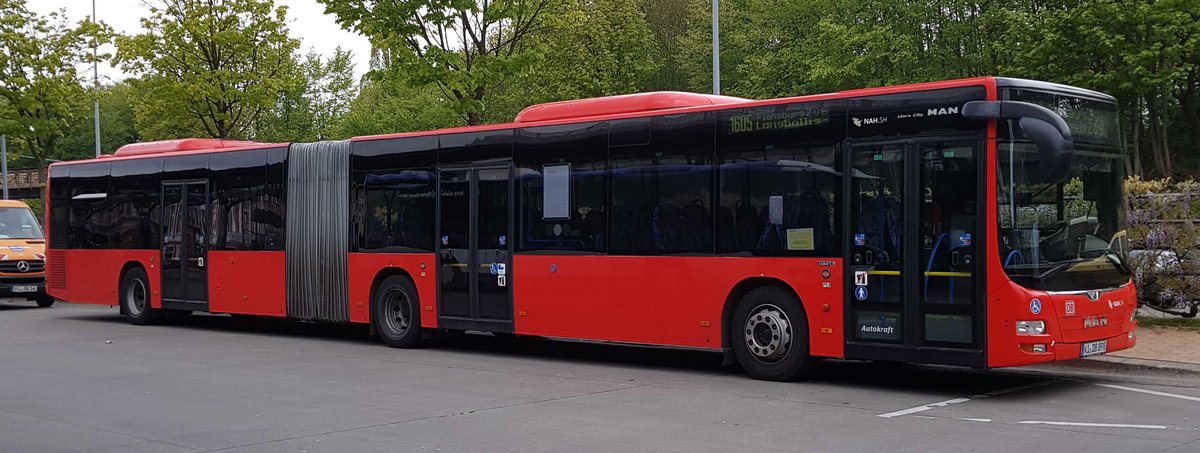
(543, 163), (570, 219)
(786, 228), (814, 251)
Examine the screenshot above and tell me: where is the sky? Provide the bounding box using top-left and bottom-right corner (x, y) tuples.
(29, 0), (373, 83)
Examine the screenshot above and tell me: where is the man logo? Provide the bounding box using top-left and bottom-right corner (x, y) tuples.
(15, 261), (29, 272)
(1087, 291), (1100, 301)
(926, 107), (960, 116)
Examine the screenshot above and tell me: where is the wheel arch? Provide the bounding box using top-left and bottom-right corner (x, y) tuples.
(367, 267), (420, 332)
(721, 277), (808, 351)
(117, 260), (149, 312)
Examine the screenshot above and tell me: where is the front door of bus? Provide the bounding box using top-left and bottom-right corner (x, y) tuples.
(846, 138), (983, 365)
(437, 166), (513, 332)
(161, 180), (209, 306)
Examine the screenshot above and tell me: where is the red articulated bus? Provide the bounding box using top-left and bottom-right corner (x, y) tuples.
(45, 77), (1136, 381)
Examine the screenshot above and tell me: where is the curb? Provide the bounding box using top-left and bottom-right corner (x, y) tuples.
(1024, 355), (1200, 381)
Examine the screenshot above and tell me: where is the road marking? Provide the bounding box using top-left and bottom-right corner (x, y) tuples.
(1096, 383), (1200, 403)
(1018, 421), (1169, 430)
(880, 380), (1058, 419)
(878, 398), (970, 418)
(957, 418), (992, 422)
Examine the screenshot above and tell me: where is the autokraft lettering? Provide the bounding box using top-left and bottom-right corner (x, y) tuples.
(861, 324), (895, 335)
(1083, 316), (1109, 328)
(1108, 299), (1125, 309)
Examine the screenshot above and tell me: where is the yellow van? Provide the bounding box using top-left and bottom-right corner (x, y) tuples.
(0, 200), (50, 307)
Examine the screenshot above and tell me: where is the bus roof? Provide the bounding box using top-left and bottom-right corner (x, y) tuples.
(49, 76), (1114, 167)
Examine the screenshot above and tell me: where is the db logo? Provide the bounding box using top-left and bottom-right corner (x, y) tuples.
(1065, 300), (1076, 316)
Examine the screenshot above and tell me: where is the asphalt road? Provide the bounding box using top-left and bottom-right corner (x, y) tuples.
(2, 300), (1198, 453)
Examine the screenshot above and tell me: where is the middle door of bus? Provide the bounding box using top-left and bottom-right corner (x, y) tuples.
(161, 180), (210, 307)
(845, 137), (984, 366)
(436, 165), (514, 332)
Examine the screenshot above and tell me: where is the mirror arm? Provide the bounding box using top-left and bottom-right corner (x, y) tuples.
(961, 100), (1073, 141)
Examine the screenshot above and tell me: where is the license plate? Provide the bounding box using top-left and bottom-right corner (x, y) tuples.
(1081, 340), (1108, 357)
(12, 285), (37, 293)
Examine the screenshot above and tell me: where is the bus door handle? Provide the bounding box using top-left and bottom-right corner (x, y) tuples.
(951, 251), (960, 267)
(865, 251), (874, 264)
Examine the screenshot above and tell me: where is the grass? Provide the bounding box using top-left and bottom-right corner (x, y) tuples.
(1137, 315), (1200, 331)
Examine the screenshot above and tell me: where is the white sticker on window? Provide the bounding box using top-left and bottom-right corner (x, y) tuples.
(543, 163), (570, 219)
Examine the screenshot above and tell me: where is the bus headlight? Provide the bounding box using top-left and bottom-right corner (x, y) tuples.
(1016, 320), (1046, 335)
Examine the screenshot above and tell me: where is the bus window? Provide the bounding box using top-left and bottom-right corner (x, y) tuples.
(515, 122), (607, 253)
(609, 113), (714, 254)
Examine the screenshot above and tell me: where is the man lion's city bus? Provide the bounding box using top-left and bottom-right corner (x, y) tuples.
(45, 77), (1135, 381)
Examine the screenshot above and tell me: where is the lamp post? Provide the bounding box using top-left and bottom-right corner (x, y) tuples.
(93, 0), (100, 157)
(712, 0), (720, 95)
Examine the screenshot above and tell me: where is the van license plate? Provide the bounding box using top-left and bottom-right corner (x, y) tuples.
(1080, 340), (1107, 357)
(12, 285), (36, 293)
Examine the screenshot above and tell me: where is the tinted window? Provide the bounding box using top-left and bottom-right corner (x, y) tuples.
(609, 113), (714, 254)
(351, 138), (437, 252)
(109, 158), (163, 249)
(263, 147), (286, 250)
(439, 130), (512, 164)
(848, 86), (987, 139)
(515, 122), (608, 253)
(48, 165), (70, 248)
(67, 162), (111, 249)
(162, 154), (210, 180)
(210, 149), (275, 250)
(716, 101), (844, 256)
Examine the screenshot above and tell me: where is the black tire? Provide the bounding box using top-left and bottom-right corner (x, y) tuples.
(120, 267), (155, 325)
(372, 275), (421, 348)
(730, 286), (812, 381)
(35, 296), (54, 308)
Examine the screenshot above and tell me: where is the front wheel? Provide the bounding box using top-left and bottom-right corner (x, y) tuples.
(120, 267), (155, 325)
(731, 286), (812, 381)
(34, 296), (54, 308)
(372, 275), (422, 348)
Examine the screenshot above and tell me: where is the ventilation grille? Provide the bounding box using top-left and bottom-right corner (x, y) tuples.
(47, 250), (67, 289)
(285, 140), (350, 322)
(0, 260), (45, 273)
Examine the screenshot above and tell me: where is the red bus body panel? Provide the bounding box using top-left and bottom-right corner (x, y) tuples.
(348, 253), (438, 326)
(60, 249), (159, 308)
(512, 255), (844, 357)
(208, 251), (287, 317)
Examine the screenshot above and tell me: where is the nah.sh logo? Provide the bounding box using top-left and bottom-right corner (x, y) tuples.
(926, 107), (960, 116)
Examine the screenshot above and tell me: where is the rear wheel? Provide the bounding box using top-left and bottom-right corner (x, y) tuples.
(120, 267), (155, 325)
(372, 275), (421, 348)
(34, 296), (54, 308)
(731, 286), (812, 381)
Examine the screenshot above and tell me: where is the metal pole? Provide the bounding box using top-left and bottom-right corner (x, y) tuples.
(93, 0), (100, 157)
(712, 0), (720, 95)
(2, 135), (9, 200)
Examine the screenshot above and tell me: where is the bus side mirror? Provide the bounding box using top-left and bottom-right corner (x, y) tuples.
(962, 100), (1073, 183)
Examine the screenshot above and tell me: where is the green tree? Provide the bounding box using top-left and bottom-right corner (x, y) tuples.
(0, 1), (110, 167)
(115, 0), (301, 140)
(256, 48), (358, 142)
(332, 77), (461, 137)
(57, 81), (139, 156)
(320, 0), (555, 125)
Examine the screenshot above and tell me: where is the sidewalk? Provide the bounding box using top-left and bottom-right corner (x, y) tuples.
(1085, 326), (1200, 374)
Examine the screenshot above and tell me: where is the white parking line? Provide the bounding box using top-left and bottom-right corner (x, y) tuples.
(1096, 384), (1200, 403)
(879, 380), (1059, 419)
(878, 397), (970, 418)
(1018, 421), (1169, 430)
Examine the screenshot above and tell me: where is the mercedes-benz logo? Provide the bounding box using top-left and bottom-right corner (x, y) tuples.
(15, 261), (29, 272)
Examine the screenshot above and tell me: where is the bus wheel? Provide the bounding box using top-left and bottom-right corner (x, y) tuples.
(120, 267), (155, 325)
(731, 286), (812, 381)
(373, 275), (421, 348)
(34, 296), (54, 308)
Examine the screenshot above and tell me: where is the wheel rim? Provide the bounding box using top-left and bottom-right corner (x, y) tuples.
(743, 303), (792, 364)
(381, 288), (412, 337)
(126, 278), (147, 317)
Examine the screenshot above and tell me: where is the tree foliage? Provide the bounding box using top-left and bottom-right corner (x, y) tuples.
(255, 48), (358, 142)
(115, 0), (300, 140)
(319, 0), (554, 125)
(0, 0), (110, 166)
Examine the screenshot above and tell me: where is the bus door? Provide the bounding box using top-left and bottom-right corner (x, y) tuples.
(846, 138), (983, 366)
(161, 180), (210, 307)
(436, 165), (514, 332)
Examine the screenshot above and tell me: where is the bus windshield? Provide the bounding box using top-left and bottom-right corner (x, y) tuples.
(0, 206), (45, 240)
(996, 94), (1129, 291)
